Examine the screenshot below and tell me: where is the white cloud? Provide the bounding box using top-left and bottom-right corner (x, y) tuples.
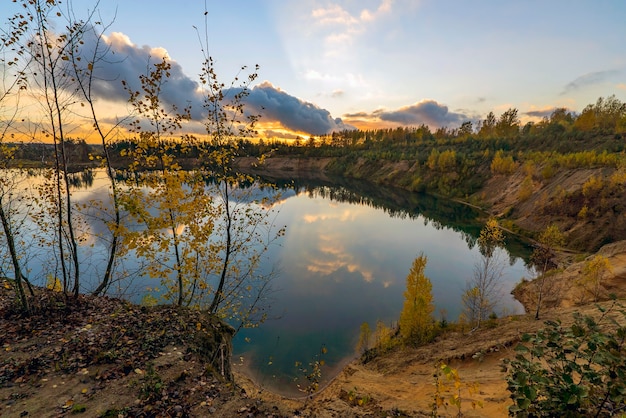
(312, 4), (358, 26)
(311, 1), (395, 54)
(361, 0), (393, 22)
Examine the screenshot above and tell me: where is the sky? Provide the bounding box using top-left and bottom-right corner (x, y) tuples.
(4, 0), (626, 139)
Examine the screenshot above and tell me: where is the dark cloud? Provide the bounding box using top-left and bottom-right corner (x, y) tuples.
(561, 70), (620, 95)
(228, 82), (355, 135)
(262, 130), (302, 140)
(343, 111), (373, 119)
(77, 30), (206, 119)
(373, 100), (469, 127)
(525, 108), (557, 118)
(75, 30), (352, 135)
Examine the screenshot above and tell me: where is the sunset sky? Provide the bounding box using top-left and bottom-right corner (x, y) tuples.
(4, 0), (626, 139)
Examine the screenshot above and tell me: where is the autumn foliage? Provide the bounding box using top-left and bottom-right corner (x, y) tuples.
(399, 253), (435, 345)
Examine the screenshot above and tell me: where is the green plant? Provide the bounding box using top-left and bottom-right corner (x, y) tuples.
(344, 387), (372, 407)
(431, 362), (482, 417)
(504, 301), (626, 416)
(139, 363), (163, 401)
(71, 404), (87, 414)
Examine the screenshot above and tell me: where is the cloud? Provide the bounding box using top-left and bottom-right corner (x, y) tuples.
(360, 0), (393, 22)
(229, 82), (355, 135)
(346, 100), (469, 128)
(75, 30), (206, 119)
(311, 0), (394, 54)
(561, 70), (620, 95)
(525, 108), (558, 119)
(312, 4), (358, 26)
(618, 83), (626, 91)
(262, 130), (301, 140)
(69, 29), (350, 135)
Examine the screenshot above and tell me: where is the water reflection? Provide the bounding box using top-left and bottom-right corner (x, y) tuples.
(232, 178), (530, 396)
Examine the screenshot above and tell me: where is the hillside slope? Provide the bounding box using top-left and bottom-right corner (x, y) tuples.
(236, 155), (625, 253)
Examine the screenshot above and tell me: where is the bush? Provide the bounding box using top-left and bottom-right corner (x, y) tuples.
(504, 302), (626, 416)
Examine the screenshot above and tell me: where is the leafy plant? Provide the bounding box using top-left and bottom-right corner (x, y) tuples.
(575, 255), (613, 303)
(504, 301), (626, 416)
(139, 363), (163, 401)
(344, 387), (371, 407)
(431, 362), (482, 417)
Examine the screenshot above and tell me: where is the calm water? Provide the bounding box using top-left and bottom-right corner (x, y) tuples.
(2, 170), (530, 396)
(231, 175), (529, 396)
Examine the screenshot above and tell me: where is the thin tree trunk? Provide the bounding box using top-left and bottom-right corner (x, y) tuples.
(209, 181), (231, 314)
(0, 204), (29, 312)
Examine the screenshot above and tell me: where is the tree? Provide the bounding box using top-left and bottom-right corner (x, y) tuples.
(399, 253), (435, 345)
(574, 95), (626, 133)
(495, 108), (520, 138)
(457, 121), (473, 138)
(576, 255), (612, 303)
(461, 218), (505, 329)
(4, 0), (109, 298)
(1, 1), (283, 330)
(478, 111), (497, 138)
(356, 322), (371, 354)
(117, 42), (284, 330)
(490, 150), (518, 175)
(530, 224), (565, 319)
(65, 14), (126, 296)
(0, 25), (33, 312)
(0, 148), (34, 312)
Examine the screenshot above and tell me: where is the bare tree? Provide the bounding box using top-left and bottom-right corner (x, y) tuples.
(462, 218), (505, 329)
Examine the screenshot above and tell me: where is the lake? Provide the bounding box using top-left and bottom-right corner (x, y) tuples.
(2, 169), (530, 396)
(230, 174), (529, 396)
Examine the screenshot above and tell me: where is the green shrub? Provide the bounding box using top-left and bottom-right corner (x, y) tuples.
(504, 302), (626, 416)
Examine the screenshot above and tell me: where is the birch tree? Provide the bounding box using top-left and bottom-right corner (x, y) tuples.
(462, 218), (505, 329)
